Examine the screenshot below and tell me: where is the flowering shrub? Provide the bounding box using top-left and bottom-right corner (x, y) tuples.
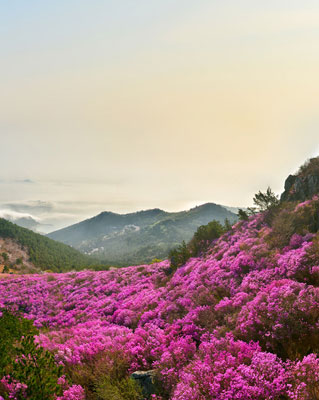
(2, 198), (319, 398)
(237, 280), (319, 358)
(153, 336), (197, 391)
(172, 336), (287, 400)
(287, 353), (319, 399)
(56, 385), (85, 400)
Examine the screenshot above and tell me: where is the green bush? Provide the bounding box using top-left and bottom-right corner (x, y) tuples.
(10, 335), (63, 400)
(169, 220), (227, 270)
(0, 310), (37, 377)
(95, 376), (142, 400)
(1, 252), (8, 262)
(266, 200), (319, 248)
(65, 350), (142, 400)
(0, 310), (63, 400)
(2, 265), (9, 273)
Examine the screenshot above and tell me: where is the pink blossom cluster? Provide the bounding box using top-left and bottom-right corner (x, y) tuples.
(56, 385), (85, 400)
(171, 335), (287, 400)
(1, 377), (27, 399)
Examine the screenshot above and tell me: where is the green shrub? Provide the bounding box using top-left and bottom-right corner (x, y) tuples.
(10, 335), (63, 400)
(169, 220), (227, 270)
(65, 350), (142, 400)
(2, 265), (9, 273)
(189, 220), (225, 255)
(150, 258), (163, 264)
(0, 310), (37, 377)
(95, 376), (142, 400)
(266, 200), (319, 248)
(169, 241), (191, 270)
(0, 310), (63, 400)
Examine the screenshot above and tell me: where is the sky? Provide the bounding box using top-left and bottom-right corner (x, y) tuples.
(1, 0), (319, 232)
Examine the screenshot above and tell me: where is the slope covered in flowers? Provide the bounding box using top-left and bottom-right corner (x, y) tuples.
(2, 197), (319, 399)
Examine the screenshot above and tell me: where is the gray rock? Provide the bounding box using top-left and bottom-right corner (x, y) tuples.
(131, 370), (157, 398)
(281, 174), (319, 202)
(284, 174), (297, 192)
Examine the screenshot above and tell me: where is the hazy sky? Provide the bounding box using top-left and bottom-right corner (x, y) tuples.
(1, 0), (319, 231)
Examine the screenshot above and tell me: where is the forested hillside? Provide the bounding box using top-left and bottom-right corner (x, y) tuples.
(0, 218), (101, 273)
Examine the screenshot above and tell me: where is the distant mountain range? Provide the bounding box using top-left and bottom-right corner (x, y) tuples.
(48, 203), (238, 266)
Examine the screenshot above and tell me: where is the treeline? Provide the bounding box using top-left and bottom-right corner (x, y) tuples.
(0, 218), (105, 273)
(169, 219), (232, 270)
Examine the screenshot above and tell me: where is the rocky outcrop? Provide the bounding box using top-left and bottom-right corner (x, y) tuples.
(281, 157), (319, 202)
(281, 174), (319, 202)
(131, 370), (157, 398)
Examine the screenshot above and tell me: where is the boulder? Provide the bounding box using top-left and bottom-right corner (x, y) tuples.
(131, 370), (157, 398)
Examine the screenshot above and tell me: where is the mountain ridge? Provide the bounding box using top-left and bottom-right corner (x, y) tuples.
(48, 202), (237, 265)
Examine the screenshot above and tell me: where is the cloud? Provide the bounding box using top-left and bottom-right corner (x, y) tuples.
(14, 179), (35, 184)
(0, 209), (40, 221)
(3, 201), (54, 214)
(0, 209), (41, 231)
(0, 201), (98, 233)
(0, 178), (36, 185)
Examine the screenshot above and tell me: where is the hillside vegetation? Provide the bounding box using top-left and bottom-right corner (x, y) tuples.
(48, 203), (237, 265)
(0, 218), (101, 273)
(3, 161), (319, 397)
(3, 158), (319, 399)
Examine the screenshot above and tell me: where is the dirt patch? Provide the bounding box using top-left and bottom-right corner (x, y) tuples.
(0, 238), (38, 273)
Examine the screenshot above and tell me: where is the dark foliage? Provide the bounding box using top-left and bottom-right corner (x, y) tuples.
(267, 199), (319, 248)
(0, 311), (63, 400)
(0, 310), (37, 378)
(169, 220), (228, 269)
(253, 187), (279, 212)
(298, 157), (319, 177)
(65, 351), (143, 400)
(237, 209), (249, 221)
(238, 187), (279, 221)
